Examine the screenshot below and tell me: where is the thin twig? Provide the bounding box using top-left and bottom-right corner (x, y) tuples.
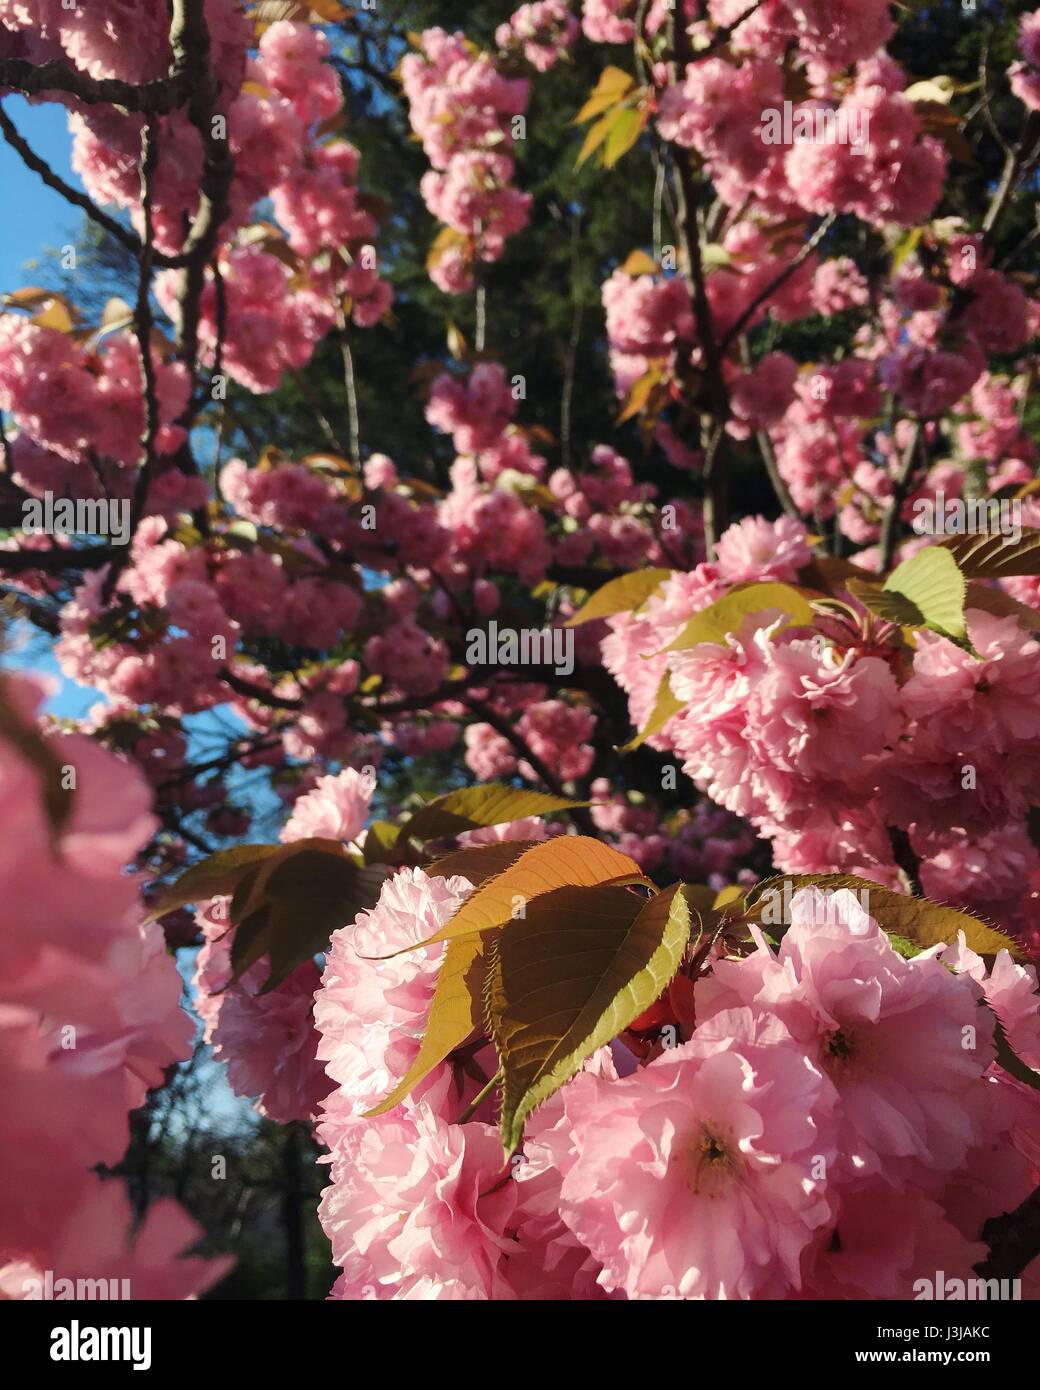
(169, 0), (234, 380)
(877, 422), (923, 572)
(719, 214), (836, 353)
(337, 313), (362, 468)
(475, 281), (487, 355)
(560, 211), (583, 474)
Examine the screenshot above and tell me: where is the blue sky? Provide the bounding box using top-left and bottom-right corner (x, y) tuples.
(0, 95), (84, 293)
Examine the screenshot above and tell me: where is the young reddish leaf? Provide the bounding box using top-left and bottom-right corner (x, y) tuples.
(963, 582), (1040, 632)
(230, 846), (388, 991)
(617, 365), (666, 423)
(618, 249), (658, 276)
(941, 527), (1040, 579)
(362, 819), (400, 864)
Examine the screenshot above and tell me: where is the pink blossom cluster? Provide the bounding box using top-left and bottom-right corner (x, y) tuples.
(0, 0), (248, 88)
(602, 514), (810, 737)
(0, 319), (190, 468)
(601, 268), (695, 394)
(657, 53), (946, 226)
(312, 874), (1040, 1298)
(769, 361), (879, 518)
(50, 502), (366, 714)
(496, 1), (579, 72)
(590, 776), (756, 880)
(703, 0), (895, 76)
(604, 522), (1040, 936)
(24, 10), (391, 379)
(875, 247), (1028, 421)
(465, 699), (596, 785)
(400, 29), (532, 292)
(581, 0), (637, 46)
(157, 247), (338, 395)
(193, 899), (331, 1125)
(0, 672), (228, 1298)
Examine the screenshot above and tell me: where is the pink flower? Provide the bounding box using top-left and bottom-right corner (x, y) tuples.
(700, 888), (994, 1181)
(714, 514), (811, 585)
(543, 1007), (835, 1299)
(1010, 10), (1040, 110)
(802, 1181), (985, 1299)
(281, 767), (374, 845)
(313, 867), (473, 1119)
(581, 0), (637, 45)
(426, 363), (516, 454)
(318, 1105), (517, 1299)
(729, 352), (798, 429)
(192, 904), (331, 1124)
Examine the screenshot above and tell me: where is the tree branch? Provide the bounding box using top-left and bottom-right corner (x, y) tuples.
(103, 115), (161, 602)
(975, 1181), (1040, 1281)
(0, 57), (189, 113)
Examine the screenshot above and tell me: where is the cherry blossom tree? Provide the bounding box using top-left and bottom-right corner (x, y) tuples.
(2, 0), (1040, 1302)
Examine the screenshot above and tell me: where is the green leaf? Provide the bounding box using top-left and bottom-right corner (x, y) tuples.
(144, 843), (281, 923)
(884, 546), (966, 639)
(229, 841), (388, 990)
(846, 578), (923, 629)
(565, 568), (673, 626)
(886, 933), (924, 959)
(665, 582), (814, 653)
(395, 785), (589, 848)
(745, 872), (1024, 958)
(620, 671), (684, 751)
(365, 933), (487, 1116)
(488, 882), (693, 1153)
(891, 225), (923, 271)
(701, 243), (734, 269)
